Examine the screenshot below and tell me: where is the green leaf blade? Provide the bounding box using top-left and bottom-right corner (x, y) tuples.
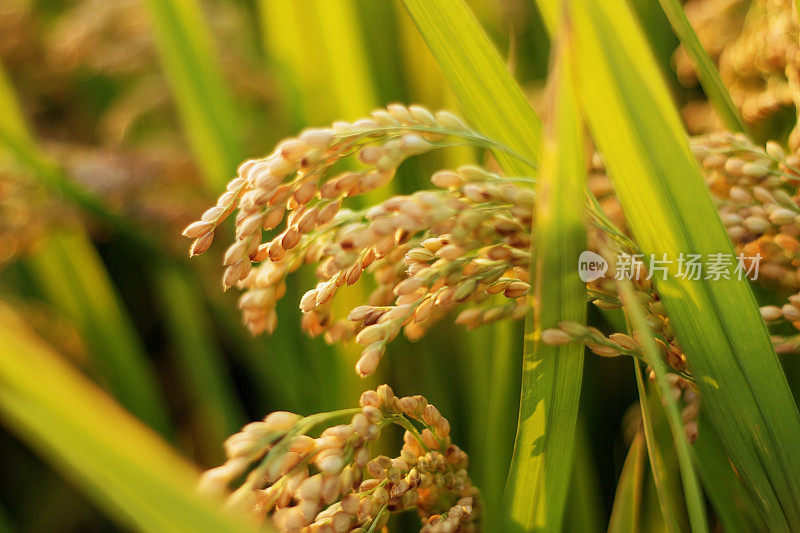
(608, 431), (647, 533)
(28, 231), (172, 435)
(401, 0), (541, 175)
(501, 29), (587, 531)
(142, 0), (243, 189)
(568, 0), (800, 528)
(657, 0), (747, 133)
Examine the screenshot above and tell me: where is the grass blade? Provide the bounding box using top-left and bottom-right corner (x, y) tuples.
(400, 2), (591, 527)
(1, 61), (249, 443)
(258, 0), (378, 125)
(617, 272), (705, 532)
(154, 264), (245, 461)
(0, 304), (256, 533)
(568, 0), (800, 528)
(401, 0), (541, 175)
(657, 0), (747, 133)
(500, 27), (587, 531)
(478, 322), (520, 522)
(633, 363), (690, 532)
(608, 431), (647, 533)
(565, 421), (605, 532)
(301, 0), (379, 121)
(27, 230), (171, 435)
(1, 62), (171, 432)
(694, 414), (767, 532)
(142, 0), (243, 188)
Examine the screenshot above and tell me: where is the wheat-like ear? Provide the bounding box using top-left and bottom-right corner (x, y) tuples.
(184, 102), (800, 389)
(199, 384), (478, 532)
(183, 105), (538, 376)
(184, 98), (800, 452)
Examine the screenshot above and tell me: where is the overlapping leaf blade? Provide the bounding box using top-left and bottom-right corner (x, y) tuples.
(28, 231), (172, 435)
(1, 58), (246, 444)
(568, 0), (800, 528)
(142, 0), (243, 188)
(500, 29), (587, 531)
(0, 63), (170, 433)
(608, 432), (647, 533)
(401, 2), (591, 529)
(657, 0), (746, 133)
(401, 0), (541, 176)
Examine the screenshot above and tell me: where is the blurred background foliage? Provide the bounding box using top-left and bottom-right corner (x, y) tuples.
(0, 0), (787, 531)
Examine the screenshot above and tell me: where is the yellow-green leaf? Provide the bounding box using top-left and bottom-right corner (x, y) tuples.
(28, 231), (171, 434)
(401, 0), (540, 175)
(0, 304), (256, 533)
(657, 0), (747, 133)
(608, 432), (647, 533)
(501, 27), (587, 531)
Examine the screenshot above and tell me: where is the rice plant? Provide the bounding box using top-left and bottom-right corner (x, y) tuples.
(1, 0), (800, 532)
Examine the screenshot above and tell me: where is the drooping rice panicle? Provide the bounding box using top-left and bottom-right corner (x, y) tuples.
(199, 384), (479, 532)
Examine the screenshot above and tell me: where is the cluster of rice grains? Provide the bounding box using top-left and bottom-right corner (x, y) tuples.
(693, 133), (800, 351)
(676, 0), (800, 140)
(185, 104), (800, 517)
(199, 385), (478, 533)
(0, 169), (54, 268)
(183, 104), (533, 378)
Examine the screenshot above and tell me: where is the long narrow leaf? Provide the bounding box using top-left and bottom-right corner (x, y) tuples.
(565, 421), (604, 532)
(1, 61), (171, 428)
(569, 0), (800, 528)
(501, 29), (587, 531)
(657, 0), (747, 133)
(401, 0), (541, 175)
(0, 305), (256, 533)
(1, 61), (238, 442)
(400, 2), (596, 528)
(694, 414), (767, 532)
(154, 264), (245, 460)
(142, 0), (243, 188)
(479, 321), (520, 522)
(28, 231), (171, 434)
(608, 431), (647, 533)
(633, 363), (691, 532)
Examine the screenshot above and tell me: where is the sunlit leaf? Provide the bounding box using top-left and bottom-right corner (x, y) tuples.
(0, 305), (256, 533)
(501, 27), (587, 531)
(657, 0), (747, 133)
(142, 0), (243, 189)
(569, 0), (800, 528)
